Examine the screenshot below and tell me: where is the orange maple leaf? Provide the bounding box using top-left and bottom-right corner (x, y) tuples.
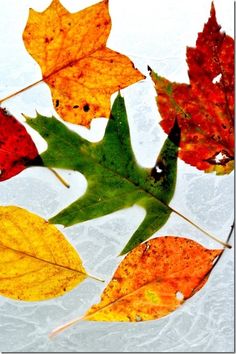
(22, 0), (145, 126)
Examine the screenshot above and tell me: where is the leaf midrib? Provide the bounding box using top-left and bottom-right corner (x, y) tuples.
(0, 240), (87, 278)
(43, 44), (107, 81)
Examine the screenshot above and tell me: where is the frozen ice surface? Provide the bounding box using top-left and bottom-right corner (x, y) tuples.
(0, 0), (234, 352)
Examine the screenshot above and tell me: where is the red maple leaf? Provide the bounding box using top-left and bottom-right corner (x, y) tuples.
(0, 108), (41, 181)
(150, 3), (234, 174)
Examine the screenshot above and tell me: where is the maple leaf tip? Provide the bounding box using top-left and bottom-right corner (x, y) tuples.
(210, 1), (216, 14)
(209, 1), (218, 23)
(28, 7), (38, 16)
(51, 0), (61, 7)
(98, 0), (109, 9)
(147, 65), (153, 74)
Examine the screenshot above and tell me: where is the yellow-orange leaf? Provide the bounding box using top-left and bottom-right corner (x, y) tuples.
(0, 206), (88, 301)
(85, 237), (221, 322)
(23, 0), (145, 126)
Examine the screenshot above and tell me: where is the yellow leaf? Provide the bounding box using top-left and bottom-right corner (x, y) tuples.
(23, 0), (145, 126)
(0, 206), (88, 301)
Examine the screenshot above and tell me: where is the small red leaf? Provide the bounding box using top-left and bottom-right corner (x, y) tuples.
(0, 108), (41, 181)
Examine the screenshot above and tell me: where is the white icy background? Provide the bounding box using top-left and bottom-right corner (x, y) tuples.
(0, 0), (234, 352)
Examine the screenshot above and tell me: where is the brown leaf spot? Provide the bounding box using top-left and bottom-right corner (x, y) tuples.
(83, 104), (90, 112)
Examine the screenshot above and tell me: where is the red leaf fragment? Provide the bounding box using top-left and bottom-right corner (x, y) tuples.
(0, 108), (40, 181)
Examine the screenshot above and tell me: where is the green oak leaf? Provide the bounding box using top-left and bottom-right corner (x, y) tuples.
(27, 93), (180, 254)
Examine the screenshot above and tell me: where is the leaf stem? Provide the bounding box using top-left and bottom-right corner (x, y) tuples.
(86, 272), (105, 283)
(0, 79), (43, 105)
(225, 221), (234, 244)
(189, 221), (234, 299)
(48, 168), (70, 189)
(210, 221), (234, 270)
(49, 274), (104, 338)
(49, 315), (85, 339)
(170, 207), (232, 249)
